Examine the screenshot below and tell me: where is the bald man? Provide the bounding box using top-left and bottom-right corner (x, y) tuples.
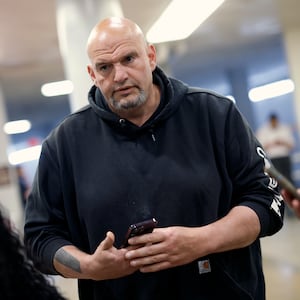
(25, 17), (284, 300)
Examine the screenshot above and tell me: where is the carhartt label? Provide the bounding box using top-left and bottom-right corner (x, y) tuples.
(198, 259), (211, 274)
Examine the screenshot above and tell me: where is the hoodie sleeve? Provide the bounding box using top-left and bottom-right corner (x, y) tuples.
(24, 137), (73, 275)
(224, 101), (284, 237)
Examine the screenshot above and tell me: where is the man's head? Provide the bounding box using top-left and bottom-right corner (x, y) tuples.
(86, 17), (157, 113)
(269, 113), (279, 128)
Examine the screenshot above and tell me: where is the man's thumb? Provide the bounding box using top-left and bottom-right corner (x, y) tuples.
(100, 231), (115, 250)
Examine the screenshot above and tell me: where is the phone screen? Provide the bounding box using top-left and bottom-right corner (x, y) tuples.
(122, 218), (158, 247)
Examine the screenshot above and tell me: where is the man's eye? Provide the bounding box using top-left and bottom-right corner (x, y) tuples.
(125, 56), (134, 63)
(96, 64), (111, 73)
(99, 65), (108, 71)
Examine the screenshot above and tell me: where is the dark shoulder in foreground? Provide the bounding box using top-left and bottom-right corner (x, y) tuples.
(0, 209), (67, 300)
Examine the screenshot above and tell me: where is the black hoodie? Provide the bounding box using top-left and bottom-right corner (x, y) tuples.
(25, 67), (284, 300)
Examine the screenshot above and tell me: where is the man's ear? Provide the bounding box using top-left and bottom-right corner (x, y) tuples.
(87, 65), (96, 82)
(148, 44), (157, 71)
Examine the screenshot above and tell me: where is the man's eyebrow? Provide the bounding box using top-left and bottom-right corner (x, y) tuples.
(94, 51), (138, 67)
(94, 61), (110, 68)
(124, 50), (138, 57)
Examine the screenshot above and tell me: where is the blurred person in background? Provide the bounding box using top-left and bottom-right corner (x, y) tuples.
(24, 17), (284, 300)
(256, 113), (295, 183)
(0, 207), (66, 300)
(16, 165), (30, 209)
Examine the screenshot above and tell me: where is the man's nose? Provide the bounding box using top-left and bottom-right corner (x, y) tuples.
(113, 64), (128, 82)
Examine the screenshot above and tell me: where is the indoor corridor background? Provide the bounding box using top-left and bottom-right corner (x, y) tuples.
(262, 214), (300, 300)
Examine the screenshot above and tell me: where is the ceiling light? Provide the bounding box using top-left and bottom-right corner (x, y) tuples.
(41, 80), (74, 97)
(3, 120), (31, 135)
(8, 145), (42, 165)
(146, 0), (225, 43)
(248, 79), (294, 102)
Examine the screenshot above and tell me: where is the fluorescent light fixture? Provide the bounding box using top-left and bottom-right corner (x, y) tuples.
(249, 79), (295, 102)
(146, 0), (225, 43)
(8, 145), (42, 165)
(3, 120), (31, 135)
(41, 80), (74, 97)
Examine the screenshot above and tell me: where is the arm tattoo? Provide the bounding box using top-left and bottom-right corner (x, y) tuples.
(54, 248), (82, 273)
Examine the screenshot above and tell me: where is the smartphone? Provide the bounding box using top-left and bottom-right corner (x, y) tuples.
(122, 218), (158, 247)
(265, 163), (300, 201)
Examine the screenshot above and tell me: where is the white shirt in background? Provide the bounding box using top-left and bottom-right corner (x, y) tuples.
(256, 123), (295, 159)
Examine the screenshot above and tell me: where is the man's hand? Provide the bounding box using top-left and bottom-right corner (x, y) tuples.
(125, 226), (205, 272)
(281, 188), (300, 218)
(125, 206), (260, 273)
(53, 231), (139, 280)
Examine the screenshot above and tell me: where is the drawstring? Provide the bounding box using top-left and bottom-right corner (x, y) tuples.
(119, 118), (156, 142)
(149, 128), (156, 142)
(119, 118), (126, 127)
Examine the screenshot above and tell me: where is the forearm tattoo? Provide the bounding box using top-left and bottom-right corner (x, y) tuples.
(54, 248), (81, 273)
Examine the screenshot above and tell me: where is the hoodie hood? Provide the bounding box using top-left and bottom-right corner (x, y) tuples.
(88, 66), (188, 134)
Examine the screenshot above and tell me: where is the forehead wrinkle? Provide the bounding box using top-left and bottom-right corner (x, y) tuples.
(92, 38), (142, 65)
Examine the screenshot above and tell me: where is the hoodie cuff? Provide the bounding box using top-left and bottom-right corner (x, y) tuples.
(239, 201), (283, 237)
(38, 238), (73, 275)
